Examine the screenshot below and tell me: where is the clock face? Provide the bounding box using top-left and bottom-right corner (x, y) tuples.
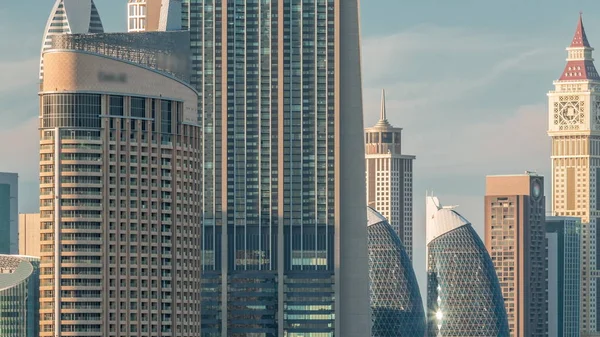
(532, 181), (541, 199)
(554, 95), (584, 130)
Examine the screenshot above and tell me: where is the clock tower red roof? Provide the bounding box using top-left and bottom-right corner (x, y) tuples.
(570, 13), (591, 48)
(558, 13), (600, 81)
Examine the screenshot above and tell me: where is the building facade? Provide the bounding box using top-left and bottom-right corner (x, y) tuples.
(0, 255), (40, 337)
(18, 213), (40, 257)
(546, 216), (581, 337)
(365, 90), (415, 259)
(186, 1), (371, 336)
(40, 0), (103, 79)
(127, 0), (182, 32)
(484, 173), (548, 337)
(367, 206), (425, 337)
(0, 173), (18, 255)
(547, 14), (600, 335)
(38, 35), (202, 336)
(426, 195), (509, 337)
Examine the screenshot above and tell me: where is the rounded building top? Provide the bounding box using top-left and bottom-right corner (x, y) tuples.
(0, 255), (35, 292)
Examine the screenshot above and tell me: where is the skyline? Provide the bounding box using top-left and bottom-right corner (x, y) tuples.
(1, 0), (599, 295)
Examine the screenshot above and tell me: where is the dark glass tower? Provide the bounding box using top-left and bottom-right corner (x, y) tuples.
(426, 196), (509, 337)
(367, 207), (425, 337)
(187, 0), (370, 336)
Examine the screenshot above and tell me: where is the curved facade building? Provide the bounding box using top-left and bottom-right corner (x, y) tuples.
(39, 42), (201, 335)
(426, 196), (509, 336)
(0, 255), (40, 337)
(367, 207), (425, 337)
(40, 0), (104, 79)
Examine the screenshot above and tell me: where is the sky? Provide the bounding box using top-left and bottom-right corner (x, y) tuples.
(1, 0), (599, 289)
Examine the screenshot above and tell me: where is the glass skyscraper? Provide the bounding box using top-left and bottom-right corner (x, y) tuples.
(186, 1), (370, 336)
(0, 173), (18, 254)
(0, 255), (40, 337)
(546, 216), (581, 337)
(367, 207), (425, 337)
(426, 196), (509, 337)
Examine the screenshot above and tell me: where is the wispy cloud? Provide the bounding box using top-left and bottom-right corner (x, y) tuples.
(0, 117), (38, 178)
(362, 25), (558, 128)
(0, 58), (39, 92)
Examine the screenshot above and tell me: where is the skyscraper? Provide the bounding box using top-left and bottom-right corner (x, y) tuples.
(365, 89), (415, 259)
(548, 14), (600, 335)
(187, 1), (370, 335)
(484, 173), (548, 337)
(40, 0), (104, 79)
(127, 0), (183, 32)
(18, 213), (40, 257)
(0, 173), (18, 255)
(546, 216), (581, 337)
(426, 195), (509, 337)
(39, 31), (202, 337)
(367, 206), (425, 337)
(0, 255), (40, 337)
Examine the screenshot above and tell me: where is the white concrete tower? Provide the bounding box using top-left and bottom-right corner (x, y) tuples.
(365, 90), (416, 259)
(548, 13), (600, 335)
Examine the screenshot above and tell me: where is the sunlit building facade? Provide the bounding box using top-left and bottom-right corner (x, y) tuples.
(18, 213), (40, 257)
(0, 255), (40, 337)
(38, 33), (201, 336)
(187, 1), (371, 336)
(547, 14), (600, 335)
(367, 207), (425, 337)
(365, 90), (415, 260)
(426, 196), (509, 337)
(127, 0), (183, 32)
(485, 173), (548, 337)
(40, 0), (103, 79)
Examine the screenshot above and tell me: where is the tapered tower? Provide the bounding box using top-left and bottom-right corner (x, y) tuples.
(365, 90), (416, 259)
(187, 0), (371, 335)
(548, 13), (600, 335)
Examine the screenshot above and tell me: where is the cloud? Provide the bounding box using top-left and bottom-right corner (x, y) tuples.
(361, 24), (558, 129)
(0, 58), (39, 92)
(416, 103), (549, 173)
(0, 117), (39, 179)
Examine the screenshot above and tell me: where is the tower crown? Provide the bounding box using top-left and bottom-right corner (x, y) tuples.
(559, 13), (600, 81)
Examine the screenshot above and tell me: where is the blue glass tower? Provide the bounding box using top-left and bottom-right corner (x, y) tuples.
(187, 0), (370, 336)
(426, 196), (509, 336)
(367, 207), (425, 337)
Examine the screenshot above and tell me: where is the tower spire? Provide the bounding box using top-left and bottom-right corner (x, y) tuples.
(558, 13), (600, 81)
(380, 89), (387, 121)
(570, 12), (591, 48)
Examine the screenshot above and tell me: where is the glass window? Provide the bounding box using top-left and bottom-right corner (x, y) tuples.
(109, 96), (124, 116)
(131, 97), (146, 118)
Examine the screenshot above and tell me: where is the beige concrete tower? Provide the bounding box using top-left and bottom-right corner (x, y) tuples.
(19, 213), (40, 257)
(548, 14), (600, 335)
(485, 173), (548, 337)
(365, 90), (416, 259)
(38, 42), (201, 336)
(127, 0), (182, 32)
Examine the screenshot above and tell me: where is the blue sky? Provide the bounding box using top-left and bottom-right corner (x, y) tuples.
(0, 0), (599, 287)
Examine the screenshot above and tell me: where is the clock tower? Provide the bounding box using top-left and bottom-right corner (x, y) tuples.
(548, 14), (600, 336)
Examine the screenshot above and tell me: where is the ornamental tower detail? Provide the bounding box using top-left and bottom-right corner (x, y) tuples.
(548, 14), (600, 335)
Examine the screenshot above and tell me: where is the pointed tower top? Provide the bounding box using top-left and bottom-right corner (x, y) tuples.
(380, 89), (387, 121)
(558, 13), (600, 81)
(374, 89), (392, 128)
(570, 12), (591, 48)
